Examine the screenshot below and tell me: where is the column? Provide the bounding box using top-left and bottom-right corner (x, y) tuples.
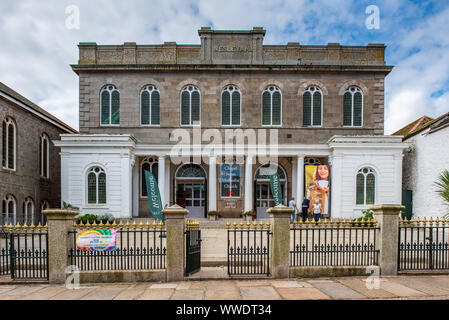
(208, 156), (217, 211)
(292, 157), (297, 202)
(267, 204), (294, 278)
(330, 154), (343, 218)
(132, 163), (139, 217)
(162, 204), (189, 281)
(244, 155), (253, 212)
(370, 204), (404, 276)
(44, 209), (79, 284)
(394, 153), (404, 204)
(295, 155), (304, 204)
(158, 156), (166, 209)
(121, 152), (133, 218)
(165, 160), (170, 207)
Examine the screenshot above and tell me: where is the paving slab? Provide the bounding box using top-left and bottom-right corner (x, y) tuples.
(412, 276), (449, 291)
(391, 277), (449, 296)
(49, 287), (96, 300)
(20, 286), (67, 300)
(113, 283), (149, 300)
(171, 289), (205, 300)
(240, 286), (282, 300)
(176, 282), (192, 290)
(0, 285), (46, 296)
(205, 285), (240, 300)
(138, 288), (174, 300)
(311, 281), (366, 299)
(80, 287), (126, 300)
(271, 280), (303, 288)
(380, 280), (427, 297)
(150, 283), (178, 289)
(336, 278), (396, 299)
(236, 280), (272, 287)
(0, 286), (17, 294)
(277, 288), (331, 300)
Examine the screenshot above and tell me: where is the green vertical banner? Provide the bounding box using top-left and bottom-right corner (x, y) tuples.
(144, 170), (164, 221)
(270, 172), (283, 206)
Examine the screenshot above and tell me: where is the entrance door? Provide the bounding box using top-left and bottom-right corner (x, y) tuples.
(255, 182), (286, 219)
(177, 183), (205, 219)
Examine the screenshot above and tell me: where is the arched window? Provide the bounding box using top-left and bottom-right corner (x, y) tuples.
(23, 197), (34, 224)
(221, 85), (241, 126)
(87, 166), (106, 204)
(180, 85), (200, 126)
(141, 157), (159, 197)
(141, 85), (160, 125)
(2, 117), (16, 170)
(343, 86), (363, 127)
(175, 164), (206, 178)
(40, 133), (50, 178)
(100, 85), (120, 125)
(303, 86), (322, 126)
(262, 86), (282, 126)
(2, 194), (16, 224)
(356, 167), (376, 205)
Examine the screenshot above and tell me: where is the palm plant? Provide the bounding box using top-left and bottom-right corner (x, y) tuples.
(434, 169), (449, 217)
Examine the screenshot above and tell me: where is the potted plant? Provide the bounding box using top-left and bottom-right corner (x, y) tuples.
(352, 209), (374, 227)
(243, 209), (256, 221)
(207, 210), (220, 221)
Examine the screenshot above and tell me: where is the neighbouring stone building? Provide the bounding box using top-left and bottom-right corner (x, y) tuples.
(55, 27), (407, 219)
(393, 112), (449, 217)
(0, 82), (77, 224)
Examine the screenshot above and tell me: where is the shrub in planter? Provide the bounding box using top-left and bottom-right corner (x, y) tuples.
(76, 213), (115, 224)
(244, 209), (256, 216)
(352, 209), (374, 227)
(207, 211), (220, 216)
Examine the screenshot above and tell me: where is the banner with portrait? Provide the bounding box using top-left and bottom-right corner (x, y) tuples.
(305, 165), (330, 215)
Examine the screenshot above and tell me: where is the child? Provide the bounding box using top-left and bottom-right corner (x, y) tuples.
(313, 198), (322, 222)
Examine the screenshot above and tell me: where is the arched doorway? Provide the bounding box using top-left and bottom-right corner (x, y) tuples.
(254, 163), (287, 219)
(175, 163), (207, 218)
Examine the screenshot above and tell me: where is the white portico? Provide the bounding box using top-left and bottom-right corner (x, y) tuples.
(55, 134), (407, 219)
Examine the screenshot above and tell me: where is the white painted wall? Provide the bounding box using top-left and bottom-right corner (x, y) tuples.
(403, 127), (449, 217)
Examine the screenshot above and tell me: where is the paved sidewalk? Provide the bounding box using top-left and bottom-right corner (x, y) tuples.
(1, 275), (449, 300)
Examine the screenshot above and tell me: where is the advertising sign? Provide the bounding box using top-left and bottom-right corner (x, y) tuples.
(144, 170), (164, 221)
(269, 172), (283, 206)
(305, 165), (330, 215)
(76, 229), (117, 251)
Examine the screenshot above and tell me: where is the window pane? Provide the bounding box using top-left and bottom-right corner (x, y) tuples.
(98, 172), (106, 204)
(312, 91), (322, 126)
(272, 91), (281, 125)
(181, 91), (190, 125)
(87, 172), (97, 204)
(343, 92), (352, 126)
(356, 173), (365, 205)
(141, 163), (151, 197)
(7, 124), (14, 169)
(101, 90), (110, 124)
(8, 201), (13, 215)
(366, 173), (375, 205)
(2, 122), (6, 167)
(43, 138), (48, 177)
(353, 92), (362, 126)
(221, 91), (230, 125)
(151, 91), (160, 125)
(262, 91), (271, 125)
(111, 91), (120, 124)
(141, 91), (150, 125)
(191, 91), (200, 124)
(231, 91), (240, 125)
(302, 91), (311, 126)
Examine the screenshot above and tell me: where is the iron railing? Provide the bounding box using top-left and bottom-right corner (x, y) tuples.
(0, 222), (49, 280)
(69, 220), (166, 271)
(185, 220), (201, 276)
(398, 217), (449, 271)
(227, 221), (271, 276)
(290, 219), (379, 267)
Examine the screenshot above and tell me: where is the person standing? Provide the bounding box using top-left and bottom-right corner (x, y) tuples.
(288, 197), (297, 223)
(301, 197), (310, 222)
(312, 198), (322, 223)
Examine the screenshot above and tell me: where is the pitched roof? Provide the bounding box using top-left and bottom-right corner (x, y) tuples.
(392, 112), (449, 140)
(391, 115), (434, 137)
(0, 82), (77, 133)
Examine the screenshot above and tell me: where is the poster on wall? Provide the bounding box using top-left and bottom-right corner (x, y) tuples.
(305, 165), (330, 215)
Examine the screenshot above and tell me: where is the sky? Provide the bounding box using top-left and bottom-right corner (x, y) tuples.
(0, 0), (448, 134)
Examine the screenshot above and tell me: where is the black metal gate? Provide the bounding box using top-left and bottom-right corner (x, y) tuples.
(227, 221), (271, 276)
(398, 218), (449, 271)
(1, 223), (49, 280)
(185, 220), (201, 276)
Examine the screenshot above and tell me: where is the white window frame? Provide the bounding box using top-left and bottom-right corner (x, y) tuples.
(40, 133), (50, 178)
(221, 85), (241, 127)
(355, 167), (376, 207)
(100, 85), (120, 126)
(261, 86), (282, 127)
(180, 85), (201, 127)
(140, 157), (159, 198)
(2, 117), (16, 171)
(140, 85), (161, 127)
(86, 166), (107, 205)
(303, 86), (323, 127)
(343, 86), (364, 127)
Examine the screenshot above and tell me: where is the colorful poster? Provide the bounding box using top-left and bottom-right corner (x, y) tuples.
(144, 170), (164, 221)
(270, 172), (283, 206)
(76, 229), (117, 251)
(305, 165), (330, 215)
